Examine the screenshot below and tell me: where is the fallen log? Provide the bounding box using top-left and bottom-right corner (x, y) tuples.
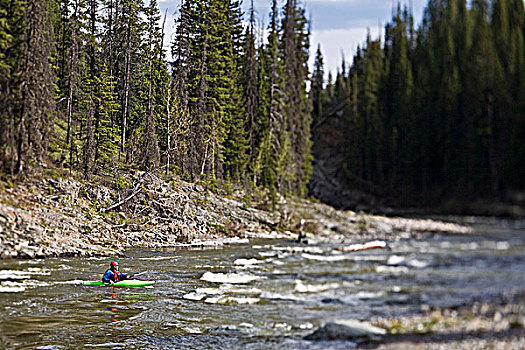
(337, 240), (387, 252)
(102, 170), (156, 212)
(102, 187), (142, 212)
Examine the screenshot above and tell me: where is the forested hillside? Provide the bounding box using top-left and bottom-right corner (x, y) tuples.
(0, 0), (524, 211)
(311, 0), (525, 207)
(0, 0), (312, 206)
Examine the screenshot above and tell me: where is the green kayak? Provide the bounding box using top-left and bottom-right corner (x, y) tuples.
(82, 279), (155, 287)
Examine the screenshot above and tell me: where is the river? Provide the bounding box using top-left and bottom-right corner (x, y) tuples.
(1, 218), (524, 349)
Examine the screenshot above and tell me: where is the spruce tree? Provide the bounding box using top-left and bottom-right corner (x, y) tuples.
(81, 0), (99, 178)
(360, 34), (385, 184)
(311, 44), (325, 124)
(241, 0), (259, 173)
(181, 0), (247, 183)
(281, 0), (312, 195)
(114, 0), (145, 163)
(14, 0), (57, 175)
(505, 0), (525, 188)
(453, 0), (474, 192)
(469, 0), (505, 194)
(93, 62), (120, 171)
(55, 0), (89, 172)
(384, 6), (414, 189)
(252, 40), (272, 188)
(344, 60), (361, 182)
(138, 0), (162, 171)
(169, 0), (192, 176)
(0, 0), (20, 171)
(0, 0), (10, 75)
(222, 0), (248, 181)
(264, 0), (287, 196)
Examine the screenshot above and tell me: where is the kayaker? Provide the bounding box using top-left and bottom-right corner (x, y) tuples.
(102, 261), (129, 284)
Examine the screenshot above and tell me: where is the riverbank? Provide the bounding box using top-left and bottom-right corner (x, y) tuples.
(0, 173), (472, 259)
(363, 289), (525, 350)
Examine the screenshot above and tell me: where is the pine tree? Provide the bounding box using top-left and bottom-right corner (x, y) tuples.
(453, 0), (474, 192)
(252, 40), (271, 187)
(492, 0), (524, 190)
(189, 0), (210, 179)
(384, 6), (414, 189)
(0, 0), (21, 171)
(93, 62), (120, 171)
(222, 0), (248, 181)
(0, 0), (10, 75)
(241, 0), (259, 172)
(14, 0), (57, 176)
(55, 0), (89, 172)
(263, 0), (288, 196)
(99, 0), (121, 159)
(169, 0), (192, 176)
(360, 34), (385, 184)
(0, 0), (10, 59)
(334, 57), (348, 103)
(115, 0), (145, 163)
(469, 0), (505, 194)
(505, 0), (525, 188)
(80, 0), (98, 178)
(311, 44), (325, 124)
(344, 58), (361, 182)
(281, 0), (312, 195)
(181, 0), (248, 183)
(138, 0), (162, 171)
(153, 7), (171, 175)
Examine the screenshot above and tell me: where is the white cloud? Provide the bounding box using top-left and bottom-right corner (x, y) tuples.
(310, 26), (384, 79)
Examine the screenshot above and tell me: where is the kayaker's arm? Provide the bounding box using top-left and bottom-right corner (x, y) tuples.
(102, 270), (113, 283)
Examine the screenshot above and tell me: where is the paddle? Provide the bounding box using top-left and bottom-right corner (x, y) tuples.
(129, 271), (147, 279)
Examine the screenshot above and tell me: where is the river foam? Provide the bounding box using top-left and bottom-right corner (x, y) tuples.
(0, 269), (53, 293)
(204, 296), (260, 304)
(294, 280), (341, 293)
(234, 258), (262, 265)
(301, 253), (348, 262)
(0, 284), (26, 293)
(0, 270), (32, 280)
(200, 272), (264, 284)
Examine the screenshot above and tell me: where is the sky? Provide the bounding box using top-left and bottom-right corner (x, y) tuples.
(158, 0), (429, 78)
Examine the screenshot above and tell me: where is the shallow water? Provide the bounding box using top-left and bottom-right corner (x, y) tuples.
(0, 218), (524, 349)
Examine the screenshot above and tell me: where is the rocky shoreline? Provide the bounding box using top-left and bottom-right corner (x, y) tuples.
(300, 290), (525, 349)
(365, 289), (525, 350)
(0, 174), (474, 259)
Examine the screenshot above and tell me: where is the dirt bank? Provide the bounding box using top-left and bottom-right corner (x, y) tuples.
(0, 174), (472, 259)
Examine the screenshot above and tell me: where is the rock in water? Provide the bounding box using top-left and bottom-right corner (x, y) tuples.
(304, 319), (386, 341)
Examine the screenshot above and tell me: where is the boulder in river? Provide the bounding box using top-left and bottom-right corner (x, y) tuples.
(304, 319), (386, 342)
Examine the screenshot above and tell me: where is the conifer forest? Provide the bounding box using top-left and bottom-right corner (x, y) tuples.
(0, 0), (524, 208)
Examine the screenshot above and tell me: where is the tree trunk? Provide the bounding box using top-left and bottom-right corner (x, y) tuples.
(121, 14), (132, 162)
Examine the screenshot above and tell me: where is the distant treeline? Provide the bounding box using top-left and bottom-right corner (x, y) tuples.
(0, 0), (312, 203)
(312, 0), (525, 202)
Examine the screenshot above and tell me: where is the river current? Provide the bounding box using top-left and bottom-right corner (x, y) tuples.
(0, 218), (524, 349)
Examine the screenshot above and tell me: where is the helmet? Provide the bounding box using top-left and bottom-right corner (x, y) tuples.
(111, 261), (119, 268)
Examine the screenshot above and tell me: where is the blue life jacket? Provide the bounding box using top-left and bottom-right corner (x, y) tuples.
(102, 269), (128, 283)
